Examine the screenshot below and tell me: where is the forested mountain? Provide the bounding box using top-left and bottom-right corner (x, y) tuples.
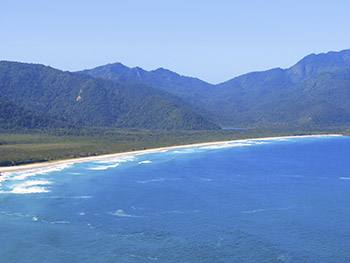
(0, 61), (219, 130)
(2, 50), (350, 131)
(212, 68), (350, 126)
(82, 49), (350, 127)
(0, 96), (72, 130)
(207, 49), (350, 126)
(79, 63), (214, 101)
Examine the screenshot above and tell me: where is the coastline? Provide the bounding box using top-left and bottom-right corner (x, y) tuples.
(0, 134), (342, 173)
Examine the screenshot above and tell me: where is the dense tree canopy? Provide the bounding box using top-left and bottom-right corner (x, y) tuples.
(0, 61), (219, 130)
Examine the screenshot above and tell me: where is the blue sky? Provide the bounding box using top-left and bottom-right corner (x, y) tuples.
(1, 0), (350, 83)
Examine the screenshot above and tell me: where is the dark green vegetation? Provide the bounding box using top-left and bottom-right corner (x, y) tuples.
(0, 61), (218, 130)
(1, 127), (346, 166)
(83, 49), (350, 127)
(0, 96), (72, 130)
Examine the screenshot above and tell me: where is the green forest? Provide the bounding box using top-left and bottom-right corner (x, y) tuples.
(0, 61), (218, 131)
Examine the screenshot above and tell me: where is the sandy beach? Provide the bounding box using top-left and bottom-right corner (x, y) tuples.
(0, 134), (342, 173)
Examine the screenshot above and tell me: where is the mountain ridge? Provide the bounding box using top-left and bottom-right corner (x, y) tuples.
(79, 62), (215, 102)
(81, 49), (350, 127)
(0, 61), (219, 130)
(2, 49), (350, 131)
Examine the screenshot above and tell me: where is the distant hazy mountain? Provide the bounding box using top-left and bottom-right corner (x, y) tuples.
(286, 49), (350, 82)
(79, 63), (214, 101)
(210, 49), (350, 126)
(82, 49), (350, 127)
(0, 61), (219, 130)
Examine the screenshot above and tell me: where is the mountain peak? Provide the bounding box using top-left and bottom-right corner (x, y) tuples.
(107, 62), (129, 70)
(81, 63), (213, 99)
(294, 49), (350, 66)
(287, 49), (350, 82)
(153, 67), (170, 72)
(151, 67), (179, 76)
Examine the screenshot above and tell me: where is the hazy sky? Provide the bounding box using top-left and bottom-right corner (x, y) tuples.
(2, 0), (350, 83)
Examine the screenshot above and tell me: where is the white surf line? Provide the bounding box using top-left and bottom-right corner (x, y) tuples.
(0, 134), (342, 173)
(87, 163), (120, 170)
(7, 180), (52, 194)
(340, 177), (350, 180)
(138, 160), (152, 164)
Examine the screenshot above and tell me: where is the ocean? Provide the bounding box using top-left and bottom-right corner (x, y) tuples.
(0, 136), (349, 262)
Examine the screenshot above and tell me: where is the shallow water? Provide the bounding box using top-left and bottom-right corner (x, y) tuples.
(1, 136), (350, 262)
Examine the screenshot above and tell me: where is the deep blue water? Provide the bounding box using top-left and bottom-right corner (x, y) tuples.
(1, 136), (350, 262)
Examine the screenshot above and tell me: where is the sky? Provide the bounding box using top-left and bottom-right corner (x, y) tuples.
(1, 0), (350, 84)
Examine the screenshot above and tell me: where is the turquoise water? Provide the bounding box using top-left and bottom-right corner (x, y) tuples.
(1, 136), (350, 262)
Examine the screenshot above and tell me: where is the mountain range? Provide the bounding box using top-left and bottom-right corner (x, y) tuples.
(1, 49), (350, 131)
(0, 61), (218, 130)
(82, 49), (350, 128)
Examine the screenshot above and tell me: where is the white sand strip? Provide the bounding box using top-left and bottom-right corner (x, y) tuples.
(0, 134), (342, 173)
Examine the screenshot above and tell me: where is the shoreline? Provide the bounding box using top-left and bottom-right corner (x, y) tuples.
(0, 134), (342, 173)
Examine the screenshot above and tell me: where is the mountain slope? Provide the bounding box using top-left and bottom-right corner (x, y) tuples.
(0, 96), (71, 130)
(79, 63), (214, 101)
(218, 49), (350, 90)
(81, 49), (350, 127)
(0, 61), (219, 130)
(286, 49), (350, 83)
(283, 69), (350, 125)
(211, 49), (350, 125)
(213, 68), (350, 126)
(80, 50), (349, 127)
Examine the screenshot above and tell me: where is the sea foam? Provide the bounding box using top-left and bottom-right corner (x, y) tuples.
(0, 164), (69, 194)
(200, 141), (270, 150)
(96, 156), (135, 164)
(87, 156), (136, 169)
(108, 209), (140, 218)
(8, 180), (52, 194)
(2, 164), (71, 183)
(88, 163), (120, 170)
(200, 142), (252, 150)
(340, 177), (350, 180)
(138, 160), (152, 164)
